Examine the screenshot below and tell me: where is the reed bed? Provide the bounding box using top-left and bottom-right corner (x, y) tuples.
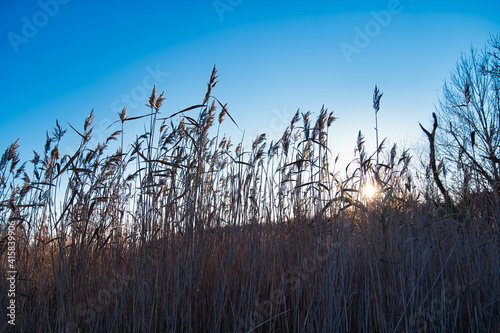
(1, 67), (499, 332)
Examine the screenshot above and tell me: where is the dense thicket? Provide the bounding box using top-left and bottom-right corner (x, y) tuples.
(1, 57), (499, 332)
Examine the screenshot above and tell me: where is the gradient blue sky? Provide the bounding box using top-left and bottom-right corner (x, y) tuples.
(1, 0), (499, 169)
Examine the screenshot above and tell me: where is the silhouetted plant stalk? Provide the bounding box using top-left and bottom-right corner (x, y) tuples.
(420, 113), (453, 209)
(373, 85), (383, 171)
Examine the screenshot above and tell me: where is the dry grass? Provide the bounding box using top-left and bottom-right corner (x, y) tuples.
(1, 67), (499, 332)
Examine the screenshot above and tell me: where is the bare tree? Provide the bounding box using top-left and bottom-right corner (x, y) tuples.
(486, 34), (500, 79)
(435, 34), (500, 198)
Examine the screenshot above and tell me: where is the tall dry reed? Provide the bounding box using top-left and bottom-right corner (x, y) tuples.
(0, 67), (499, 332)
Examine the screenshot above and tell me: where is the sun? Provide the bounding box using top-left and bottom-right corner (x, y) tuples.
(363, 184), (377, 199)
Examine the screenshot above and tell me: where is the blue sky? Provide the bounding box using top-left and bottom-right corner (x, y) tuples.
(1, 0), (499, 169)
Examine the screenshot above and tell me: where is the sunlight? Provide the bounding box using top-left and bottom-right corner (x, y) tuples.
(363, 184), (377, 199)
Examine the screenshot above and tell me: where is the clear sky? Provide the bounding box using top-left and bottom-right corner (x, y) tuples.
(1, 0), (499, 169)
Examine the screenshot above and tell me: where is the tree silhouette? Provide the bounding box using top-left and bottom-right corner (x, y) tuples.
(435, 34), (500, 198)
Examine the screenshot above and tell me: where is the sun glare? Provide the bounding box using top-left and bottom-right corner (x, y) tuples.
(363, 184), (376, 199)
